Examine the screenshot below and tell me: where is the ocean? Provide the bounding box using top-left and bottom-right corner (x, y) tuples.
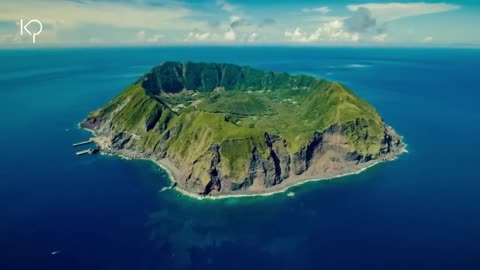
(1, 47), (479, 269)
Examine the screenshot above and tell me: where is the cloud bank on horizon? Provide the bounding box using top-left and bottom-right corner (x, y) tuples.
(0, 0), (477, 47)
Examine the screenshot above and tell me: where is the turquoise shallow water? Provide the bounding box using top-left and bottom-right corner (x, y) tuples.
(1, 47), (480, 269)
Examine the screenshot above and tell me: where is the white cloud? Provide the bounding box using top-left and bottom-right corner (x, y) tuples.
(148, 34), (164, 43)
(373, 33), (388, 42)
(309, 16), (348, 22)
(185, 27), (237, 43)
(347, 3), (460, 22)
(185, 31), (212, 41)
(230, 15), (241, 23)
(302, 6), (331, 14)
(217, 0), (236, 13)
(136, 30), (146, 41)
(285, 28), (309, 42)
(0, 1), (464, 46)
(88, 37), (104, 44)
(285, 20), (359, 43)
(423, 36), (433, 43)
(351, 33), (360, 42)
(0, 34), (14, 43)
(247, 32), (259, 43)
(0, 0), (203, 31)
(224, 28), (236, 41)
(136, 30), (164, 43)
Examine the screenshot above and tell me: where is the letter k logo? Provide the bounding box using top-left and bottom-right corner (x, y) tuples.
(20, 19), (43, 44)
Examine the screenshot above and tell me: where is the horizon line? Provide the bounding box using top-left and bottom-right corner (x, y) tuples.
(1, 44), (480, 50)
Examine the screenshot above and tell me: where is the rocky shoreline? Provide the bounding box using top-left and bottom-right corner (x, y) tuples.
(80, 62), (407, 199)
(84, 125), (406, 200)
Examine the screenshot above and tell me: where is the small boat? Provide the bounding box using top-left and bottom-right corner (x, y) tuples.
(51, 250), (62, 255)
(287, 192), (295, 197)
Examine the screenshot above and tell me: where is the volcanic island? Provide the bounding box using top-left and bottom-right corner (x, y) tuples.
(82, 62), (405, 199)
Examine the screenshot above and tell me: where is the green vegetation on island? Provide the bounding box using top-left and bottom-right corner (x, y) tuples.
(83, 62), (404, 197)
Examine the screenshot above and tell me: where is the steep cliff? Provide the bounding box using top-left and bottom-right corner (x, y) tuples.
(82, 62), (404, 196)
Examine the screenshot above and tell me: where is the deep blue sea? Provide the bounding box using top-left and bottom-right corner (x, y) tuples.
(1, 47), (480, 270)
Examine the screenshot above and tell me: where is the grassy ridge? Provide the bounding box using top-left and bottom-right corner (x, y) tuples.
(88, 62), (388, 189)
(142, 62), (320, 94)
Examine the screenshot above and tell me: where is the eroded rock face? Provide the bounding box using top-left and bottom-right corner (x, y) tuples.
(82, 62), (405, 196)
(87, 116), (402, 196)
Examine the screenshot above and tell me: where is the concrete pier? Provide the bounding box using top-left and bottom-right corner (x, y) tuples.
(75, 148), (99, 156)
(73, 139), (93, 147)
(75, 149), (92, 156)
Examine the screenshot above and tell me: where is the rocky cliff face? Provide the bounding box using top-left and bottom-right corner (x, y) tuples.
(82, 62), (404, 196)
(84, 116), (402, 196)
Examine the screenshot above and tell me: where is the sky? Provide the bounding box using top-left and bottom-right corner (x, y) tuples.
(0, 0), (479, 48)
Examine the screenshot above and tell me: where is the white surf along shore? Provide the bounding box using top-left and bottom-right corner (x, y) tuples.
(81, 125), (407, 201)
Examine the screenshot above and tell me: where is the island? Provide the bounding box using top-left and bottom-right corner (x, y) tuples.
(82, 62), (405, 198)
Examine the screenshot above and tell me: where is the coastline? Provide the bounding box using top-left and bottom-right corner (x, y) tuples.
(80, 123), (407, 201)
(172, 159), (382, 200)
(165, 144), (407, 200)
